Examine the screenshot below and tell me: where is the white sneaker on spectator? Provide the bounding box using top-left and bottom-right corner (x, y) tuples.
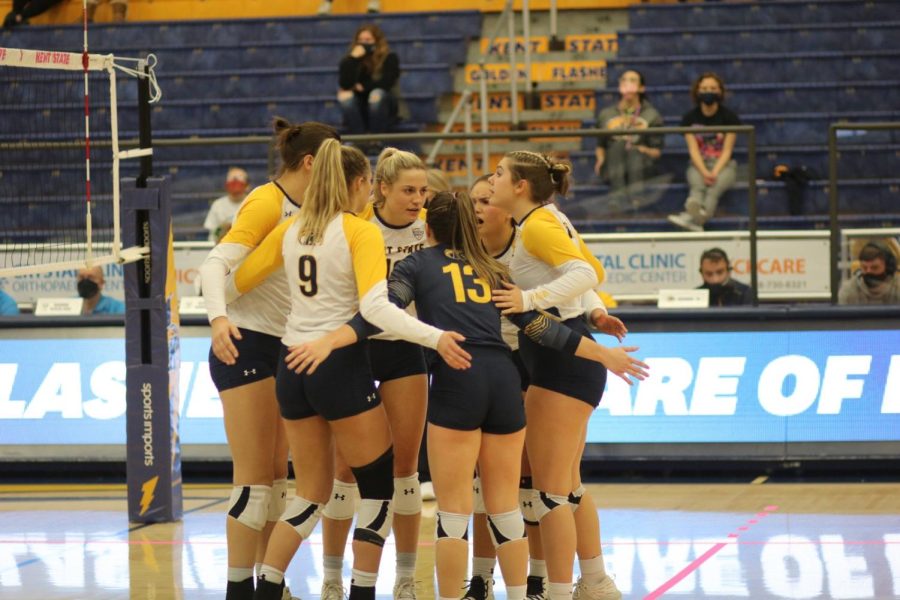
(572, 575), (622, 600)
(667, 212), (702, 232)
(317, 0), (332, 15)
(420, 480), (435, 501)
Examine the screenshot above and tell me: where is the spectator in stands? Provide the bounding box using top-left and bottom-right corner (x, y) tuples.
(86, 0), (127, 22)
(203, 167), (249, 243)
(425, 167), (451, 206)
(0, 289), (19, 316)
(668, 72), (740, 232)
(318, 0), (379, 14)
(697, 247), (753, 307)
(838, 241), (900, 305)
(76, 266), (125, 315)
(2, 0), (63, 28)
(338, 24), (401, 138)
(594, 70), (664, 195)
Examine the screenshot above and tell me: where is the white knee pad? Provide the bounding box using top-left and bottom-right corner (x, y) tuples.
(487, 509), (526, 548)
(436, 511), (470, 541)
(228, 485), (271, 532)
(393, 473), (422, 516)
(532, 489), (569, 523)
(280, 495), (323, 540)
(323, 479), (358, 520)
(354, 499), (394, 547)
(568, 484), (586, 512)
(268, 479), (288, 522)
(519, 487), (537, 526)
(473, 476), (486, 515)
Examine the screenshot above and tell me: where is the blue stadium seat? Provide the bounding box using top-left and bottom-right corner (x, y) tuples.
(0, 11), (481, 48)
(142, 64), (454, 102)
(569, 144), (900, 186)
(563, 178), (900, 223)
(628, 0), (899, 29)
(618, 22), (900, 57)
(607, 50), (900, 86)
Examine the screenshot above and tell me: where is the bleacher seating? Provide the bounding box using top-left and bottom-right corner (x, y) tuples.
(0, 11), (480, 238)
(579, 0), (900, 232)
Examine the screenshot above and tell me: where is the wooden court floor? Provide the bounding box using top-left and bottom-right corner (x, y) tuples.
(2, 481), (899, 599)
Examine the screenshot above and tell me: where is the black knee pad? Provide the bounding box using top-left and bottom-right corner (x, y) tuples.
(350, 446), (395, 500)
(351, 447), (395, 547)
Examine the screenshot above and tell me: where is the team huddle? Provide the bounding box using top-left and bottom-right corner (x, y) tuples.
(199, 119), (649, 600)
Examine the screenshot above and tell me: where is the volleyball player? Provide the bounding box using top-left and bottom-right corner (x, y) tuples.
(290, 190), (645, 600)
(490, 151), (624, 600)
(199, 118), (339, 600)
(469, 177), (627, 600)
(220, 140), (471, 600)
(320, 148), (431, 600)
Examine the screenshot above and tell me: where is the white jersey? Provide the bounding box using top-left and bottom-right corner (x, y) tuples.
(510, 204), (606, 321)
(230, 212), (444, 350)
(358, 202), (427, 341)
(200, 182), (300, 337)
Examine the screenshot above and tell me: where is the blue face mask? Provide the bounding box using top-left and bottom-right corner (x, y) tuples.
(698, 92), (721, 106)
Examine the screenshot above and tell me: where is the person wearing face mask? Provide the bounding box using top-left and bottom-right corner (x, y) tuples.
(594, 70), (664, 199)
(76, 266), (125, 315)
(838, 241), (900, 305)
(338, 24), (401, 138)
(696, 248), (752, 307)
(668, 72), (741, 232)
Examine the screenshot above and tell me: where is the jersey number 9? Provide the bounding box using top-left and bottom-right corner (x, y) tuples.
(442, 263), (490, 303)
(298, 255), (318, 297)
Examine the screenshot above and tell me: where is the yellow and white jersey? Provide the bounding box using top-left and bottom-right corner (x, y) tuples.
(494, 228), (522, 351)
(230, 212), (444, 349)
(357, 202), (427, 341)
(200, 182), (300, 337)
(510, 203), (606, 321)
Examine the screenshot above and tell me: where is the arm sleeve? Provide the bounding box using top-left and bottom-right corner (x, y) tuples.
(344, 255), (418, 341)
(228, 216), (293, 301)
(581, 289), (608, 318)
(339, 55), (362, 90)
(506, 311), (582, 355)
(520, 216), (601, 311)
(373, 53), (400, 91)
(198, 242), (251, 322)
(349, 220), (444, 349)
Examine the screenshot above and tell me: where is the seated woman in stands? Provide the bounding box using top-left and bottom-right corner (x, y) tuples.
(338, 24), (401, 138)
(594, 69), (664, 199)
(668, 72), (741, 232)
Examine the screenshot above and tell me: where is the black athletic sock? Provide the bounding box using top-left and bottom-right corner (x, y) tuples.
(226, 577), (254, 600)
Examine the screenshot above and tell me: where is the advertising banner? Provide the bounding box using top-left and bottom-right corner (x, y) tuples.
(2, 329), (897, 452)
(584, 235), (831, 299)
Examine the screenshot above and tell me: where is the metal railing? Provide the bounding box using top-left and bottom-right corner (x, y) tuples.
(17, 123), (900, 305)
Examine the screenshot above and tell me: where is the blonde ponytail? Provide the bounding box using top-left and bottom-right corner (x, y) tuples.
(297, 138), (348, 244)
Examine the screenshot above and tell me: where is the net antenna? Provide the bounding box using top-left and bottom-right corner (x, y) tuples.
(0, 46), (161, 277)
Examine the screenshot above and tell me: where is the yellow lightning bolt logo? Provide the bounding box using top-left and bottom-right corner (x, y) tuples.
(140, 476), (159, 516)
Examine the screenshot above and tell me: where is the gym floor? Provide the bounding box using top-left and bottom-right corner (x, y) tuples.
(1, 481), (899, 599)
